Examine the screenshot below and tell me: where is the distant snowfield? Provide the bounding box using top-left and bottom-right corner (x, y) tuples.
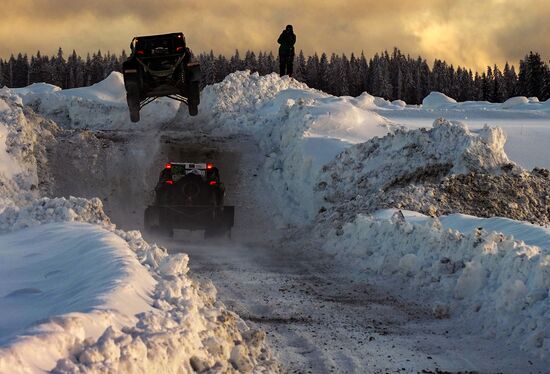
(375, 92), (550, 169)
(2, 71), (550, 370)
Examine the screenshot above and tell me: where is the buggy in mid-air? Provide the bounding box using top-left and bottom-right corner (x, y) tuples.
(122, 32), (201, 122)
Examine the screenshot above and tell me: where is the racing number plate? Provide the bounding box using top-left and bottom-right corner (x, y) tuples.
(186, 169), (205, 177)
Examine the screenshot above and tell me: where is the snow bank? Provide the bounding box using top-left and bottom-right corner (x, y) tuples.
(13, 83), (61, 96)
(502, 96), (530, 109)
(197, 71), (396, 223)
(0, 84), (279, 373)
(418, 91), (550, 113)
(391, 99), (406, 108)
(318, 118), (510, 213)
(323, 209), (550, 359)
(0, 222), (155, 371)
(0, 195), (279, 373)
(0, 199), (278, 372)
(16, 72), (180, 130)
(422, 91), (457, 109)
(0, 87), (54, 209)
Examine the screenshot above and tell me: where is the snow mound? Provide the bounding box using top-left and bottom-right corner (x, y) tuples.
(16, 72), (180, 130)
(194, 70), (311, 131)
(0, 88), (56, 208)
(323, 210), (550, 359)
(318, 118), (510, 209)
(502, 96), (530, 109)
(0, 204), (279, 372)
(391, 99), (406, 108)
(60, 71), (126, 103)
(0, 83), (279, 372)
(194, 71), (396, 223)
(205, 70), (310, 111)
(0, 196), (110, 233)
(367, 167), (550, 226)
(0, 222), (155, 370)
(13, 83), (61, 96)
(422, 91), (458, 109)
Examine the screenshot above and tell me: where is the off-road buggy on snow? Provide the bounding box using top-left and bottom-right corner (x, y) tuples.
(122, 32), (201, 122)
(144, 162), (234, 238)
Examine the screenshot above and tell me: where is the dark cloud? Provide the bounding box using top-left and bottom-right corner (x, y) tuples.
(0, 0), (547, 71)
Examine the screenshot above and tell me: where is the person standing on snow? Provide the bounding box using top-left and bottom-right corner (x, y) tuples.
(278, 25), (296, 77)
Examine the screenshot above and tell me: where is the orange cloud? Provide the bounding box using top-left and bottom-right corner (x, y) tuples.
(0, 0), (548, 71)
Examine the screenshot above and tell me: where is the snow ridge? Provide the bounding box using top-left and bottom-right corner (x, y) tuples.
(16, 72), (180, 130)
(196, 71), (396, 223)
(0, 87), (54, 208)
(323, 210), (550, 359)
(318, 118), (510, 211)
(0, 85), (279, 373)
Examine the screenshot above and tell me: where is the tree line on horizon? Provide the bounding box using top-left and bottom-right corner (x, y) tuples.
(1, 47), (549, 104)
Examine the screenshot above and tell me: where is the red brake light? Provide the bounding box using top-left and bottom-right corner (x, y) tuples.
(176, 46), (184, 52)
(206, 163), (213, 170)
(136, 50), (144, 55)
(166, 180), (174, 185)
(165, 163), (172, 169)
(209, 181), (217, 186)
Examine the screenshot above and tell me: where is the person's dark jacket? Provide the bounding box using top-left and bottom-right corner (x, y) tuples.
(278, 30), (296, 57)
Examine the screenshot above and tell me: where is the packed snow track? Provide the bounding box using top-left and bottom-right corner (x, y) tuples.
(47, 129), (549, 373)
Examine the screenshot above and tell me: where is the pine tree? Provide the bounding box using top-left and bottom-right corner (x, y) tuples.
(370, 53), (392, 98)
(472, 72), (483, 100)
(348, 53), (361, 96)
(293, 50), (307, 82)
(339, 54), (350, 96)
(230, 50), (242, 72)
(243, 50), (257, 72)
(201, 50), (216, 87)
(0, 60), (4, 87)
(492, 65), (505, 102)
(52, 47), (66, 88)
(215, 54), (230, 81)
(318, 53), (329, 92)
(266, 52), (277, 73)
(327, 54), (340, 95)
(10, 53), (29, 87)
(306, 53), (320, 89)
(518, 52), (548, 99)
(482, 67), (493, 101)
(503, 62), (517, 99)
(357, 52), (369, 94)
(28, 51), (43, 84)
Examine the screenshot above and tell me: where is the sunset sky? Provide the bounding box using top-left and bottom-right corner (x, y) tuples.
(1, 0), (548, 71)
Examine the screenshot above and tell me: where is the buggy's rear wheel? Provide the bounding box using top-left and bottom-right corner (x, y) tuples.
(129, 104), (140, 122)
(144, 206), (172, 237)
(187, 81), (200, 116)
(188, 102), (198, 116)
(126, 82), (141, 123)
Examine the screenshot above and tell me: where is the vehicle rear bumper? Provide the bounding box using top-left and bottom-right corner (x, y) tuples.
(145, 205), (234, 230)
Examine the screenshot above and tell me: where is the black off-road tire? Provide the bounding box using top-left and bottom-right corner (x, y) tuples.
(144, 206), (158, 234)
(144, 206), (173, 236)
(126, 82), (141, 123)
(187, 81), (200, 116)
